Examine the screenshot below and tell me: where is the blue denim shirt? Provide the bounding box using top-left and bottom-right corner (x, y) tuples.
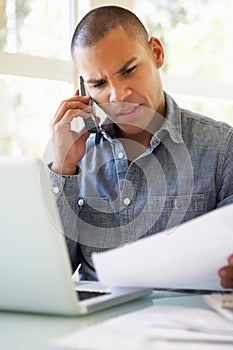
(49, 92), (233, 280)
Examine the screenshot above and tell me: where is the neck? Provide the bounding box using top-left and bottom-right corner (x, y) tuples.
(115, 111), (165, 163)
(116, 112), (164, 147)
(116, 127), (151, 148)
(115, 127), (153, 164)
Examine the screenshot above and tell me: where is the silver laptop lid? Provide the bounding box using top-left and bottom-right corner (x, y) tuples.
(0, 156), (80, 315)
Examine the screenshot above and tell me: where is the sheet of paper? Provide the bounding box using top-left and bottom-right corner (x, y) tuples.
(51, 304), (233, 350)
(93, 203), (233, 290)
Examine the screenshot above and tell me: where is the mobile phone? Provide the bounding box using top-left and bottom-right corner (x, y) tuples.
(79, 76), (100, 133)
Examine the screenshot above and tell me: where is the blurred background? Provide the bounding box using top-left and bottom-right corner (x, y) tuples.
(0, 0), (232, 157)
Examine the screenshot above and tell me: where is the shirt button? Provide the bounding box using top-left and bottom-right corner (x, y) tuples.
(123, 197), (131, 206)
(53, 186), (59, 194)
(78, 198), (84, 207)
(118, 152), (124, 159)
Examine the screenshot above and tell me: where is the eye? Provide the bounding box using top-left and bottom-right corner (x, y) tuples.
(124, 65), (136, 75)
(93, 80), (106, 89)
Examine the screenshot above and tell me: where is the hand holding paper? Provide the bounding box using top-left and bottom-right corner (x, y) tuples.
(93, 204), (233, 291)
(219, 254), (233, 289)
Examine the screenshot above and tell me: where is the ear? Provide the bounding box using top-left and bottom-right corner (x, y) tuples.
(148, 37), (164, 68)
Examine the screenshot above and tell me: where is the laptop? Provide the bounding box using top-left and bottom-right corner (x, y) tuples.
(0, 156), (152, 316)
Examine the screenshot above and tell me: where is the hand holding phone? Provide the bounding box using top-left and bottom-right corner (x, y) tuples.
(79, 76), (100, 133)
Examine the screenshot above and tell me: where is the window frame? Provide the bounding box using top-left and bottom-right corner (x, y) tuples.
(0, 0), (77, 84)
(0, 0), (232, 112)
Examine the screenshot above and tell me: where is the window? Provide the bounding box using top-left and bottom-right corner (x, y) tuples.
(1, 0), (233, 157)
(1, 0), (70, 59)
(0, 0), (76, 156)
(74, 0), (233, 125)
(0, 74), (73, 155)
(134, 0), (233, 124)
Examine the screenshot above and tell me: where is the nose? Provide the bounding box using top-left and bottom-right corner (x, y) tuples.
(109, 82), (132, 103)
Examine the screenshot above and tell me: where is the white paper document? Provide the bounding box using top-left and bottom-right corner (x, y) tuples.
(93, 204), (233, 290)
(52, 303), (233, 350)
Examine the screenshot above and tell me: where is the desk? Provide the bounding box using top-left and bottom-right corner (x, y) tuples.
(0, 291), (212, 350)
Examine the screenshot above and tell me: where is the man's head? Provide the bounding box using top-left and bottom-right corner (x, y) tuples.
(71, 6), (165, 137)
(71, 5), (149, 54)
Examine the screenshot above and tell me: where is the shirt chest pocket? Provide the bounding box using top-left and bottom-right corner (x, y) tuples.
(142, 194), (205, 233)
(77, 196), (109, 247)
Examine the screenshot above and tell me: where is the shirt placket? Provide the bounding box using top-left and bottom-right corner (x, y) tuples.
(112, 139), (147, 245)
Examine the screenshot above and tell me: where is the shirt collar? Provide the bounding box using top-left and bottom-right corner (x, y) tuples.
(100, 118), (117, 140)
(151, 92), (183, 146)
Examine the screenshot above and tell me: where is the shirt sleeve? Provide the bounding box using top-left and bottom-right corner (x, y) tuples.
(48, 164), (81, 272)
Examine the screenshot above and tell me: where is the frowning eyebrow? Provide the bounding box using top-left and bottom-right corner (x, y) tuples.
(86, 57), (138, 85)
(114, 56), (138, 75)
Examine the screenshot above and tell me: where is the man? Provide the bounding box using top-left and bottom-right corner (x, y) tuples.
(49, 6), (233, 287)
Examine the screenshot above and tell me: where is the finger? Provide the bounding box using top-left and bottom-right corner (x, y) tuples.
(228, 254), (233, 265)
(50, 109), (80, 134)
(219, 265), (233, 289)
(220, 278), (233, 289)
(53, 107), (94, 135)
(57, 95), (89, 107)
(74, 88), (79, 96)
(219, 265), (233, 280)
(50, 99), (91, 129)
(52, 96), (90, 122)
(56, 96), (90, 114)
(70, 104), (99, 122)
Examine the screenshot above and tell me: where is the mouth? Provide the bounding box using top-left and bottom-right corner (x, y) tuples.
(115, 104), (141, 122)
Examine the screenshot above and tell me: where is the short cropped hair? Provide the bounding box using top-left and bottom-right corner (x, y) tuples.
(71, 5), (149, 57)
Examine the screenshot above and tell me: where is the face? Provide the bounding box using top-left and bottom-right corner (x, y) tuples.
(74, 26), (165, 136)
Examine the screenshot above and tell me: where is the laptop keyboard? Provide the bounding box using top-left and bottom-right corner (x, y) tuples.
(76, 290), (110, 301)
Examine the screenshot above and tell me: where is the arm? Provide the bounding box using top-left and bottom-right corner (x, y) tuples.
(48, 90), (95, 271)
(48, 167), (82, 272)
